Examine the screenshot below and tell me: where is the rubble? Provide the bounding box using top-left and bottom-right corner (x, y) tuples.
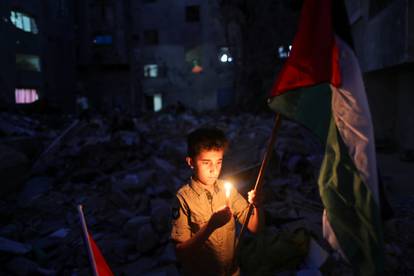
(0, 109), (412, 275)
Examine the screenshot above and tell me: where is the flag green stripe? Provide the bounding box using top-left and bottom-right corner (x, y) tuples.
(268, 84), (332, 143)
(319, 115), (384, 275)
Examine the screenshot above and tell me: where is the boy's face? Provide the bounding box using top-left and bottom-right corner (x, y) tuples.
(186, 148), (224, 187)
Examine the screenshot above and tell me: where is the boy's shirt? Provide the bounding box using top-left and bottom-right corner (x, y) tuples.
(171, 178), (250, 276)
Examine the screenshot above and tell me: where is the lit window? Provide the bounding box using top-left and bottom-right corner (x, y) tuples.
(278, 45), (292, 59)
(15, 88), (39, 104)
(153, 94), (162, 112)
(16, 54), (41, 72)
(10, 11), (38, 34)
(144, 64), (158, 78)
(191, 59), (203, 74)
(186, 5), (200, 22)
(93, 35), (113, 45)
(218, 47), (233, 63)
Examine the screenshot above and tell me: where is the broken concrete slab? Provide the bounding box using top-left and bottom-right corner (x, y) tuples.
(0, 237), (32, 254)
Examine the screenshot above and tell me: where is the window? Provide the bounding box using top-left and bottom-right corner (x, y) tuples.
(369, 0), (394, 18)
(186, 5), (200, 22)
(278, 45), (292, 59)
(10, 11), (38, 34)
(153, 94), (162, 112)
(15, 88), (39, 104)
(145, 93), (163, 112)
(143, 29), (159, 45)
(93, 34), (113, 45)
(218, 47), (233, 63)
(144, 64), (159, 78)
(16, 54), (41, 71)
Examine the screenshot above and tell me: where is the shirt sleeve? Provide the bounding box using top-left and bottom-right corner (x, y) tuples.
(171, 194), (191, 243)
(230, 190), (250, 225)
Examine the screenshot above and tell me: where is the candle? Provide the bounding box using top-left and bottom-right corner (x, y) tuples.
(224, 181), (232, 206)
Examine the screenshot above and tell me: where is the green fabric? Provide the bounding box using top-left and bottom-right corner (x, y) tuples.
(238, 229), (310, 275)
(268, 84), (332, 142)
(319, 116), (384, 275)
(268, 86), (384, 275)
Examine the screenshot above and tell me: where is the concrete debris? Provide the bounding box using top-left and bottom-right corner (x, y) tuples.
(303, 238), (328, 269)
(0, 110), (411, 275)
(0, 237), (32, 254)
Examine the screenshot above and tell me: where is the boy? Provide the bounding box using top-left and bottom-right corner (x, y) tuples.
(171, 127), (263, 276)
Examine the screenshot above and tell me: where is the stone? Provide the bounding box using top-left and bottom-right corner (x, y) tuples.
(151, 199), (172, 234)
(6, 257), (39, 276)
(48, 228), (70, 239)
(0, 237), (32, 254)
(123, 216), (151, 239)
(18, 177), (53, 207)
(136, 224), (159, 253)
(0, 144), (30, 195)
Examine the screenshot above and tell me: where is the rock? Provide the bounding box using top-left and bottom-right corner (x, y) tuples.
(136, 224), (159, 253)
(158, 243), (177, 265)
(150, 199), (172, 233)
(123, 216), (151, 239)
(152, 157), (176, 174)
(48, 228), (70, 239)
(143, 264), (180, 276)
(118, 171), (153, 191)
(113, 131), (140, 147)
(303, 239), (328, 269)
(296, 269), (322, 276)
(119, 257), (156, 275)
(0, 237), (32, 254)
(0, 144), (30, 195)
(18, 177), (53, 207)
(6, 257), (39, 276)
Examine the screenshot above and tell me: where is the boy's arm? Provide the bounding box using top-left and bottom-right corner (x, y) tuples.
(246, 189), (264, 233)
(232, 189), (264, 234)
(174, 206), (232, 258)
(246, 205), (263, 233)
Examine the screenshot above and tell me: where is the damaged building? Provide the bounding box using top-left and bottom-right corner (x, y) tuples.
(0, 0), (77, 112)
(345, 0), (414, 156)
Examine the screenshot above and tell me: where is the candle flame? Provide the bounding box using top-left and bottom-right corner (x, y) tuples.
(224, 182), (232, 198)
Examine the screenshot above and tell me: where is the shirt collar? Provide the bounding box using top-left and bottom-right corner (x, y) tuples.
(190, 177), (221, 196)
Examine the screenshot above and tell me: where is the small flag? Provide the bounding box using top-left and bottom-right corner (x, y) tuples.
(78, 205), (114, 276)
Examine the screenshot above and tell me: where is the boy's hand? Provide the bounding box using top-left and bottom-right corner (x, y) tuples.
(208, 206), (232, 230)
(248, 190), (262, 207)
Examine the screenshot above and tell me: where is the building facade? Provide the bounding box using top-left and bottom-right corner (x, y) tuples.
(0, 0), (76, 111)
(131, 0), (235, 111)
(346, 0), (414, 154)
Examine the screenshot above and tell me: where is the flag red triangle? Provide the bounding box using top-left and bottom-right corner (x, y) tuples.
(88, 232), (114, 276)
(270, 0), (341, 97)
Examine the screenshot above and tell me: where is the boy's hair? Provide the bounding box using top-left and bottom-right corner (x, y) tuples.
(187, 127), (228, 158)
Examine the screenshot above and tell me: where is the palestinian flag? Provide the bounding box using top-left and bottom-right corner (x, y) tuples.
(268, 0), (384, 274)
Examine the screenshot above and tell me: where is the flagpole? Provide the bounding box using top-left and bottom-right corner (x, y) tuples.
(232, 112), (282, 266)
(77, 205), (98, 276)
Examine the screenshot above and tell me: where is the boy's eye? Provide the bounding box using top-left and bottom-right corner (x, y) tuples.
(202, 161), (209, 165)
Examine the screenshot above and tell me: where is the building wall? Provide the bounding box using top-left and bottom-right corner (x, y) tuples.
(133, 0), (235, 111)
(0, 0), (76, 111)
(0, 0), (43, 105)
(75, 0), (141, 115)
(346, 0), (414, 152)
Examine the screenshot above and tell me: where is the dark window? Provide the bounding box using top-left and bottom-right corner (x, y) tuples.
(143, 29), (159, 45)
(16, 54), (41, 71)
(369, 0), (394, 18)
(186, 5), (200, 22)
